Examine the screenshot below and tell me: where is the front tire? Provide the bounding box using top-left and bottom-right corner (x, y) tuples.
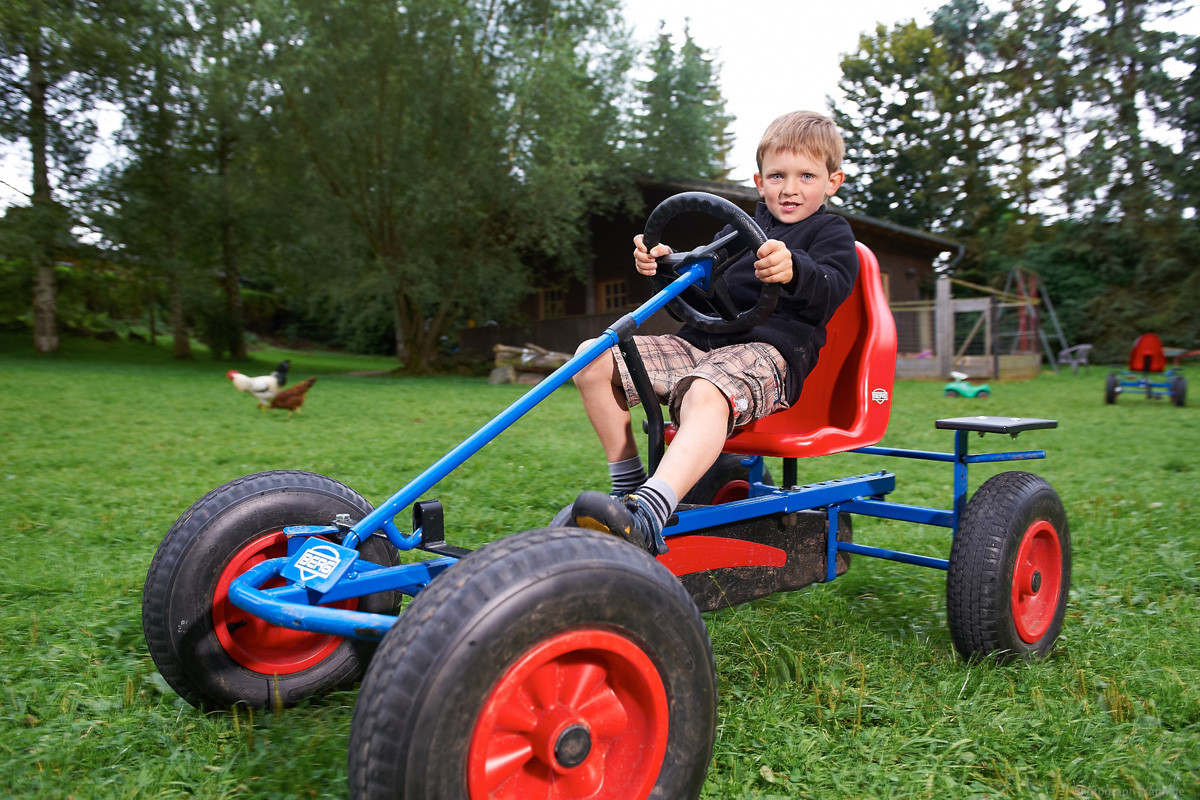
(1104, 373), (1118, 404)
(348, 528), (717, 800)
(142, 470), (399, 709)
(946, 472), (1071, 662)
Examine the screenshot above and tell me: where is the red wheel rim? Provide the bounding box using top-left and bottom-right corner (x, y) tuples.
(467, 629), (669, 799)
(1010, 520), (1063, 643)
(711, 480), (750, 505)
(213, 532), (355, 674)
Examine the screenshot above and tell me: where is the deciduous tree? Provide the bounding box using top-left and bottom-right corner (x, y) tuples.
(0, 0), (133, 352)
(262, 0), (633, 372)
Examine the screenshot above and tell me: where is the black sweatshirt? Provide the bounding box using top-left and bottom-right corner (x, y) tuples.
(676, 201), (859, 405)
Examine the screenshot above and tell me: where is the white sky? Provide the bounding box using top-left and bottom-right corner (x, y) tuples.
(623, 0), (1200, 184)
(622, 0), (937, 183)
(2, 1), (1198, 208)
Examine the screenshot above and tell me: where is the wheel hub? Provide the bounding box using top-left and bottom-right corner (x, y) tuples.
(553, 724), (592, 769)
(467, 629), (669, 799)
(1011, 521), (1063, 644)
(212, 531), (355, 674)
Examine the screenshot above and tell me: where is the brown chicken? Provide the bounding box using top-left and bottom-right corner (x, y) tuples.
(269, 377), (316, 416)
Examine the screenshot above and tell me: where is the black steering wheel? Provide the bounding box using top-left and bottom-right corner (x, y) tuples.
(642, 192), (778, 334)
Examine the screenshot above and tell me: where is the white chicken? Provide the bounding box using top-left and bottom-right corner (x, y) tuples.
(227, 360), (290, 409)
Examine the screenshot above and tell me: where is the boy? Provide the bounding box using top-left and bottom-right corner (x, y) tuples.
(568, 110), (858, 554)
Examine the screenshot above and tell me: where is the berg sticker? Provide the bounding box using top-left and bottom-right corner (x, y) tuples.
(282, 538), (359, 594)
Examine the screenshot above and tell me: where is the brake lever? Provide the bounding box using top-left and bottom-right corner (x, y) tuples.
(654, 230), (744, 294)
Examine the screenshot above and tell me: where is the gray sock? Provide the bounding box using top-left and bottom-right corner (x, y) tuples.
(631, 477), (676, 530)
(609, 455), (647, 496)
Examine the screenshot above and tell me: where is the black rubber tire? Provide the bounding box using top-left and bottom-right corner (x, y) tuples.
(682, 453), (774, 505)
(142, 470), (399, 709)
(347, 528), (717, 800)
(946, 471), (1071, 662)
(1104, 373), (1118, 404)
(1170, 375), (1187, 407)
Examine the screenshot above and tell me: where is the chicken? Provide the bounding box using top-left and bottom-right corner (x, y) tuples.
(227, 360), (290, 409)
(269, 377), (316, 416)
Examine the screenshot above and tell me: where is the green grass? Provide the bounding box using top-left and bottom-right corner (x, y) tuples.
(1, 334), (1197, 799)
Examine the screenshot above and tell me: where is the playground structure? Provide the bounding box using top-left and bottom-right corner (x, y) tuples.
(891, 265), (1084, 381)
(1105, 333), (1188, 406)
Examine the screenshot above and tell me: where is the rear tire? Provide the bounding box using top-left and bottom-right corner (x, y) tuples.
(946, 472), (1070, 662)
(348, 528), (717, 800)
(1170, 375), (1187, 407)
(142, 470), (399, 709)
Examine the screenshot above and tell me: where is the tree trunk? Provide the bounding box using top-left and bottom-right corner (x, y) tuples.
(27, 36), (58, 353)
(150, 56), (191, 360)
(32, 261), (58, 352)
(218, 126), (246, 359)
(391, 286), (415, 370)
(169, 267), (192, 359)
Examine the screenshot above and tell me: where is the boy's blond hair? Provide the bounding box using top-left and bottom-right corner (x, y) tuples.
(755, 111), (845, 175)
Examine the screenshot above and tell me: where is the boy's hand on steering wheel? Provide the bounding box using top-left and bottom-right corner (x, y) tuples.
(633, 233), (672, 276)
(754, 239), (793, 284)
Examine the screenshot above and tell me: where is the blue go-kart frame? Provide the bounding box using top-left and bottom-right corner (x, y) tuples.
(143, 192), (1071, 799)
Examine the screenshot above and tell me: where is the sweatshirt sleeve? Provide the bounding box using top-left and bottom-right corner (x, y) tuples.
(779, 213), (859, 329)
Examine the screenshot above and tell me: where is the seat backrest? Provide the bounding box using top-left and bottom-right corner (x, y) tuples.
(1129, 333), (1166, 373)
(719, 242), (897, 459)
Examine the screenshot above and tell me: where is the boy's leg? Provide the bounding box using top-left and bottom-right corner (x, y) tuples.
(571, 342), (787, 555)
(650, 378), (731, 501)
(572, 342), (639, 462)
(593, 379), (730, 552)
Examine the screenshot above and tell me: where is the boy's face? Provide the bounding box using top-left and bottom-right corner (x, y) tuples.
(753, 148), (844, 225)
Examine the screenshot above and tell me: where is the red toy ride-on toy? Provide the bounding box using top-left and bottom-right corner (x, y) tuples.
(1105, 333), (1187, 406)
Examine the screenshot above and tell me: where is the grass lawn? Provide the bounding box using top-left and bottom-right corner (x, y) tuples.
(1, 333), (1197, 799)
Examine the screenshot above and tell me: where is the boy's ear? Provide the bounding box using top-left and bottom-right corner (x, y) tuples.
(752, 172), (765, 196)
(826, 170), (845, 196)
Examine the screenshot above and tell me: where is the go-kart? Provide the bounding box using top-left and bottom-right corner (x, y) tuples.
(142, 192), (1071, 799)
(1105, 333), (1187, 406)
(943, 370), (991, 398)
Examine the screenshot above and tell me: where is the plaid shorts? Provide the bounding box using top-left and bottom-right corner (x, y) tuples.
(612, 334), (790, 434)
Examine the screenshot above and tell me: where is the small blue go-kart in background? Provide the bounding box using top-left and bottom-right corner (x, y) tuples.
(1105, 333), (1187, 406)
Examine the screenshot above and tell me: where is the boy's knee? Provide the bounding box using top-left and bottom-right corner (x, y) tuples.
(681, 376), (724, 403)
(573, 342), (614, 385)
(677, 377), (732, 418)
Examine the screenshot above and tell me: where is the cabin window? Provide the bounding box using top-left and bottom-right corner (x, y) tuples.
(599, 279), (627, 312)
(540, 288), (566, 320)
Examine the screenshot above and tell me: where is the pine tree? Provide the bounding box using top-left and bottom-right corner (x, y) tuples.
(634, 24), (733, 181)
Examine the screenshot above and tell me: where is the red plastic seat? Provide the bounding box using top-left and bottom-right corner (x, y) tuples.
(1128, 333), (1166, 373)
(713, 242), (897, 459)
